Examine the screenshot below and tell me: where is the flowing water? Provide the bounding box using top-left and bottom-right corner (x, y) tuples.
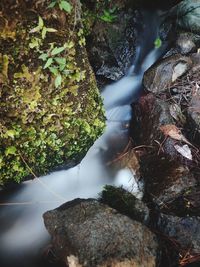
(0, 10), (167, 267)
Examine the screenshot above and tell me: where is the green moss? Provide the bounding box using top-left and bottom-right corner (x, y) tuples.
(0, 0), (105, 185)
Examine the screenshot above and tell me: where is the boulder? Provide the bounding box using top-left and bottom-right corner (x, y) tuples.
(85, 4), (139, 83)
(100, 185), (150, 225)
(0, 0), (105, 184)
(143, 54), (192, 94)
(170, 0), (200, 34)
(155, 213), (200, 254)
(176, 32), (198, 54)
(132, 93), (197, 212)
(141, 154), (197, 210)
(162, 186), (200, 216)
(43, 199), (159, 267)
(187, 88), (200, 145)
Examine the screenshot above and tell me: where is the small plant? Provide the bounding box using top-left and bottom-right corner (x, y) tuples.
(100, 8), (117, 23)
(30, 16), (57, 39)
(39, 43), (69, 88)
(154, 37), (162, 49)
(48, 0), (72, 13)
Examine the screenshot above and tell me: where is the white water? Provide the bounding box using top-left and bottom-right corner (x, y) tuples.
(0, 10), (167, 267)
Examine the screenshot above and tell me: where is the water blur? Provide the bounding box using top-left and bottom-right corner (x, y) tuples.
(0, 10), (167, 267)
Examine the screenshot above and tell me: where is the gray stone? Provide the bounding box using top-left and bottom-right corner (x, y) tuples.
(141, 156), (197, 209)
(143, 54), (192, 94)
(43, 199), (159, 267)
(87, 9), (139, 82)
(187, 89), (200, 145)
(156, 213), (200, 254)
(171, 0), (200, 34)
(176, 32), (197, 54)
(100, 186), (150, 225)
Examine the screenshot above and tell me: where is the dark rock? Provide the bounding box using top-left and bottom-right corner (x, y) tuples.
(133, 93), (174, 145)
(170, 0), (200, 34)
(133, 93), (186, 156)
(43, 199), (159, 267)
(143, 54), (192, 94)
(100, 185), (150, 225)
(163, 186), (200, 216)
(187, 89), (200, 146)
(155, 213), (200, 254)
(141, 154), (197, 210)
(132, 93), (197, 213)
(176, 32), (197, 54)
(86, 9), (139, 83)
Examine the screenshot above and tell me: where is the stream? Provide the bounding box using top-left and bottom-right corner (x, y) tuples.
(0, 10), (167, 267)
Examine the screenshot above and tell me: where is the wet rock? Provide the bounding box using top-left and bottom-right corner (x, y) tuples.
(43, 199), (159, 267)
(163, 186), (200, 216)
(86, 9), (139, 83)
(176, 32), (197, 54)
(168, 54), (200, 106)
(100, 185), (150, 225)
(141, 154), (197, 210)
(170, 0), (200, 34)
(143, 54), (192, 94)
(187, 89), (200, 145)
(0, 0), (106, 185)
(133, 94), (184, 151)
(155, 213), (200, 254)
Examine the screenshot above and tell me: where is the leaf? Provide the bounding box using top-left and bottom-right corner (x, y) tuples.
(38, 16), (44, 29)
(160, 124), (196, 148)
(6, 130), (15, 139)
(65, 41), (74, 49)
(5, 146), (17, 156)
(160, 124), (182, 141)
(174, 144), (193, 160)
(59, 64), (66, 71)
(42, 27), (47, 39)
(59, 1), (72, 13)
(48, 1), (56, 8)
(44, 58), (53, 69)
(51, 46), (66, 56)
(46, 28), (57, 33)
(30, 26), (40, 33)
(55, 57), (66, 65)
(55, 74), (62, 88)
(39, 53), (48, 61)
(49, 66), (59, 75)
(154, 37), (162, 49)
(29, 38), (39, 49)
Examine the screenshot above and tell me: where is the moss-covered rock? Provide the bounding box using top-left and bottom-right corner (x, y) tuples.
(0, 0), (105, 185)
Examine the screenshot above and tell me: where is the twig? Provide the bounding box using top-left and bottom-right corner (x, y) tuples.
(19, 152), (67, 202)
(0, 200), (61, 206)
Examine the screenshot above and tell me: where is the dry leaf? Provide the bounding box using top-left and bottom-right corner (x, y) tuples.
(174, 144), (193, 160)
(160, 124), (182, 140)
(160, 124), (196, 148)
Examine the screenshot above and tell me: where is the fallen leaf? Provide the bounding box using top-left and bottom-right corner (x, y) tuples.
(160, 124), (196, 148)
(160, 124), (182, 140)
(174, 144), (192, 160)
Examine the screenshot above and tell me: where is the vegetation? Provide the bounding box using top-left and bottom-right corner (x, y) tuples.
(0, 0), (105, 185)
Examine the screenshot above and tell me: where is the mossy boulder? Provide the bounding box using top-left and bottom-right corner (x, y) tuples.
(0, 0), (105, 185)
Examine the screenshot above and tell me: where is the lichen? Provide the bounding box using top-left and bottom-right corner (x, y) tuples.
(0, 0), (105, 185)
